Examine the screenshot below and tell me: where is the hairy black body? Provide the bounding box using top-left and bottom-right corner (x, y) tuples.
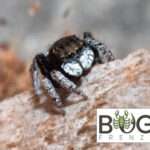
(30, 32), (115, 111)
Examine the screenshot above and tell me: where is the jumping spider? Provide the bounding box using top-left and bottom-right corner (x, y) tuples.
(30, 32), (115, 110)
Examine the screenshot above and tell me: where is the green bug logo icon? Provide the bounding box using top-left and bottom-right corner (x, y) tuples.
(113, 110), (135, 133)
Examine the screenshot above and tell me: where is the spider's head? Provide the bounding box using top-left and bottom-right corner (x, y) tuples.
(49, 34), (95, 78)
(50, 35), (83, 59)
(61, 46), (95, 78)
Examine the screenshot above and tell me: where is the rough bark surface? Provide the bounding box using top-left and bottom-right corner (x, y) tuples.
(0, 49), (150, 150)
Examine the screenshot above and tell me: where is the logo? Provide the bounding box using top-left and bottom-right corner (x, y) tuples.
(113, 110), (135, 133)
(97, 109), (150, 142)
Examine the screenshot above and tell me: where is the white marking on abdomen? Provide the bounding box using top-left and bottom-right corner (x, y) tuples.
(79, 47), (94, 70)
(61, 61), (83, 77)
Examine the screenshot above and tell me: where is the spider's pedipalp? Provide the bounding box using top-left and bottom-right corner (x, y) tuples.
(50, 70), (87, 100)
(61, 61), (83, 77)
(42, 77), (62, 107)
(78, 47), (94, 70)
(30, 58), (43, 95)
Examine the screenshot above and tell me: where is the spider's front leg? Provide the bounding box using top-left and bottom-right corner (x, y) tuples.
(30, 57), (43, 95)
(84, 32), (115, 63)
(42, 78), (63, 107)
(30, 53), (63, 108)
(50, 70), (88, 100)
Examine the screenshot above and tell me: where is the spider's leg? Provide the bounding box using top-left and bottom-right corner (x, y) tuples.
(30, 57), (43, 95)
(42, 78), (62, 107)
(50, 70), (88, 100)
(84, 37), (115, 63)
(30, 51), (51, 95)
(34, 53), (63, 108)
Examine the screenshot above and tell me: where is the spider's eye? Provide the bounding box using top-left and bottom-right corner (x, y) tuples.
(68, 52), (72, 55)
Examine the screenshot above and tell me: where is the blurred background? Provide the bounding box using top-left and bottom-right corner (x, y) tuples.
(1, 0), (150, 60)
(0, 0), (150, 100)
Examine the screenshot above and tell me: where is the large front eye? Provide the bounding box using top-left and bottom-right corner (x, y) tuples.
(67, 52), (75, 58)
(61, 61), (83, 77)
(68, 52), (72, 55)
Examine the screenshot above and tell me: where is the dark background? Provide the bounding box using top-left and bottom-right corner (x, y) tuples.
(0, 0), (150, 61)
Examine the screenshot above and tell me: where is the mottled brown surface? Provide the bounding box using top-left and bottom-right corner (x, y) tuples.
(0, 49), (31, 100)
(0, 49), (150, 150)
